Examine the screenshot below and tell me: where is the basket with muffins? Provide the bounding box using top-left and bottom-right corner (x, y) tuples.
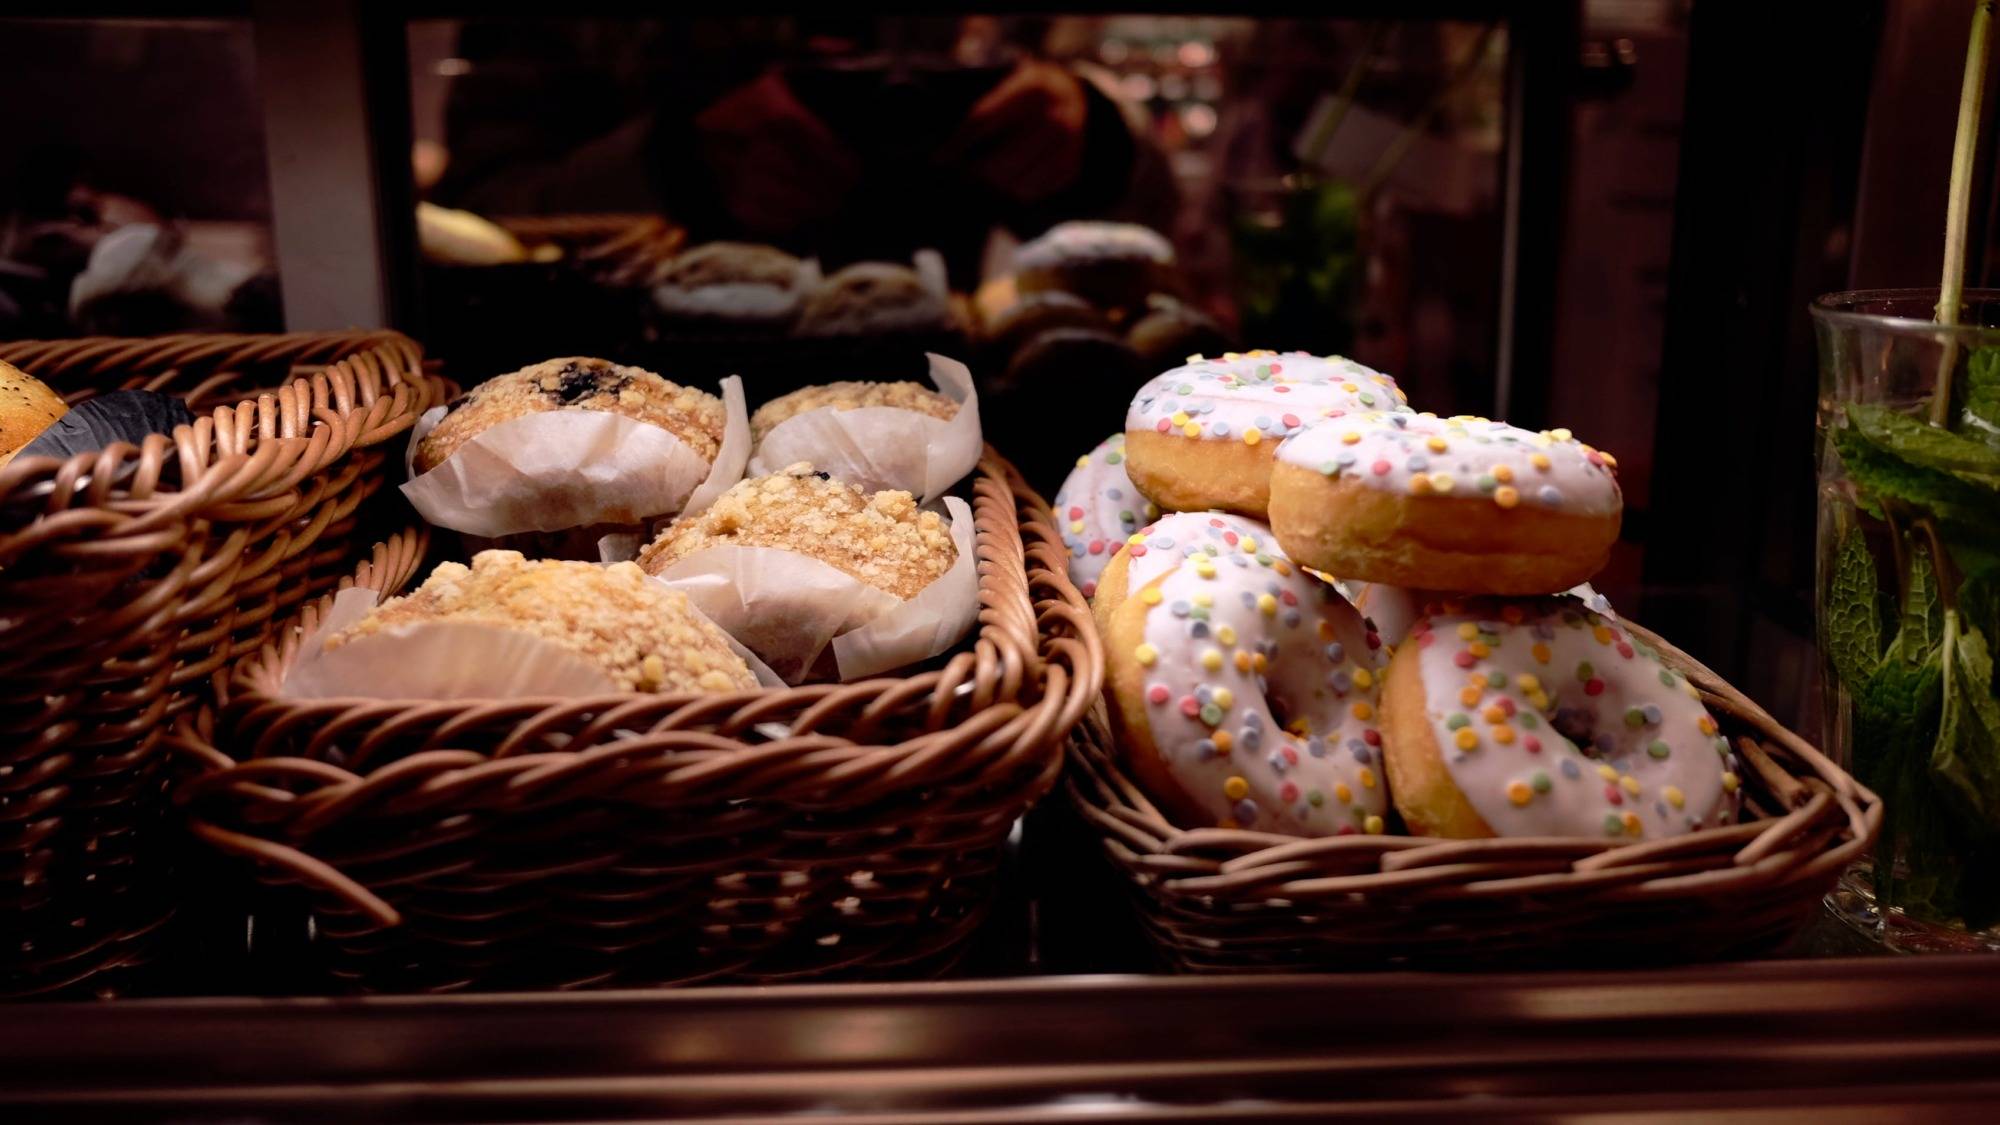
(0, 331), (443, 997)
(173, 351), (1098, 991)
(1059, 348), (1879, 970)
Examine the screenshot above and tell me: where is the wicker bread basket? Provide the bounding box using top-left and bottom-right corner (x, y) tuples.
(173, 451), (1100, 992)
(1066, 621), (1880, 971)
(0, 332), (443, 996)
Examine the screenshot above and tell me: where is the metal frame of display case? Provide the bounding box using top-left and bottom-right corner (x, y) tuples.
(6, 956), (2000, 1121)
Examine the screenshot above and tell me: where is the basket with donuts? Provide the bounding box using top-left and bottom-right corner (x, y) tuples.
(1060, 349), (1880, 970)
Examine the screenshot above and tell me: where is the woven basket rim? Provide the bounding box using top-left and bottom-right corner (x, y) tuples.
(0, 331), (439, 536)
(1067, 617), (1882, 904)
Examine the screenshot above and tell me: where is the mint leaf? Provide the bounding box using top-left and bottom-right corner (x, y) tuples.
(1825, 530), (1884, 689)
(1966, 346), (2000, 433)
(1931, 615), (2000, 833)
(1847, 403), (2000, 487)
(1899, 537), (1945, 662)
(1832, 424), (1999, 527)
(1856, 643), (1946, 914)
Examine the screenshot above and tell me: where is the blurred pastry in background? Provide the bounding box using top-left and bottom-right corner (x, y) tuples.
(980, 290), (1108, 368)
(1013, 220), (1174, 318)
(417, 201), (531, 266)
(797, 261), (954, 337)
(1126, 293), (1232, 371)
(651, 240), (815, 332)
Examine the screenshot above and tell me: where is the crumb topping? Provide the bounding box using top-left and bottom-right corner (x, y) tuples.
(639, 463), (955, 598)
(750, 381), (956, 440)
(327, 550), (755, 693)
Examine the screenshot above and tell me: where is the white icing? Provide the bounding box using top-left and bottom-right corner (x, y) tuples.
(1337, 580), (1613, 649)
(1015, 221), (1174, 269)
(1276, 412), (1622, 516)
(1404, 599), (1739, 840)
(1052, 433), (1158, 598)
(1125, 351), (1409, 448)
(1123, 511), (1390, 835)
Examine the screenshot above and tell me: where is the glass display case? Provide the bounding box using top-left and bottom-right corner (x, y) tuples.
(13, 2), (2000, 1119)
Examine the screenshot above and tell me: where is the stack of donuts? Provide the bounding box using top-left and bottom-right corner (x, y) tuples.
(1056, 350), (1743, 843)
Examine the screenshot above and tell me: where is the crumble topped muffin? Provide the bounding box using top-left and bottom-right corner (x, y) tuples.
(326, 550), (755, 694)
(638, 463), (956, 599)
(749, 381), (958, 441)
(414, 357), (725, 474)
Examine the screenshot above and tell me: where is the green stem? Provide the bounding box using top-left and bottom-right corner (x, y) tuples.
(1932, 0), (1996, 427)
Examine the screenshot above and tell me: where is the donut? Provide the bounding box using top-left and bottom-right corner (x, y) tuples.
(750, 380), (958, 442)
(1096, 511), (1391, 835)
(1380, 598), (1739, 840)
(1014, 221), (1174, 315)
(328, 550), (756, 694)
(639, 462), (954, 599)
(1124, 351), (1409, 519)
(1051, 433), (1159, 598)
(1269, 412), (1621, 595)
(981, 290), (1107, 366)
(414, 357), (725, 475)
(1338, 580), (1613, 649)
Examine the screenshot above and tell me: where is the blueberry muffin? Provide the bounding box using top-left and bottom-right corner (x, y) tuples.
(326, 550), (756, 694)
(796, 262), (954, 337)
(414, 357), (724, 475)
(749, 380), (958, 442)
(639, 462), (955, 599)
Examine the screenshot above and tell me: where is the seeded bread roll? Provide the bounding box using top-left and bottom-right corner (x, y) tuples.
(327, 550), (755, 694)
(749, 381), (957, 442)
(639, 462), (955, 599)
(0, 360), (69, 469)
(414, 357), (724, 475)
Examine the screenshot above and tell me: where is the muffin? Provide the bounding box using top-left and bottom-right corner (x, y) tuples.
(327, 550), (756, 694)
(796, 262), (954, 337)
(639, 462), (955, 599)
(1127, 294), (1232, 371)
(1013, 221), (1175, 316)
(414, 357), (724, 475)
(0, 360), (69, 469)
(651, 241), (813, 331)
(750, 380), (959, 443)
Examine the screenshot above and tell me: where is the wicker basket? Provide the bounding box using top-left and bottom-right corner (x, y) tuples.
(172, 451), (1100, 992)
(0, 331), (444, 996)
(1066, 621), (1882, 972)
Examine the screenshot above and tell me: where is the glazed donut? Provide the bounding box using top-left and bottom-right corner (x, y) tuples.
(1269, 412), (1621, 595)
(1380, 598), (1739, 840)
(1097, 511), (1390, 835)
(1051, 433), (1159, 598)
(1338, 580), (1613, 649)
(1124, 351), (1409, 519)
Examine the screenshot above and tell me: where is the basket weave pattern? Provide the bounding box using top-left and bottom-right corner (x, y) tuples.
(175, 452), (1100, 991)
(1067, 622), (1881, 971)
(0, 332), (443, 995)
